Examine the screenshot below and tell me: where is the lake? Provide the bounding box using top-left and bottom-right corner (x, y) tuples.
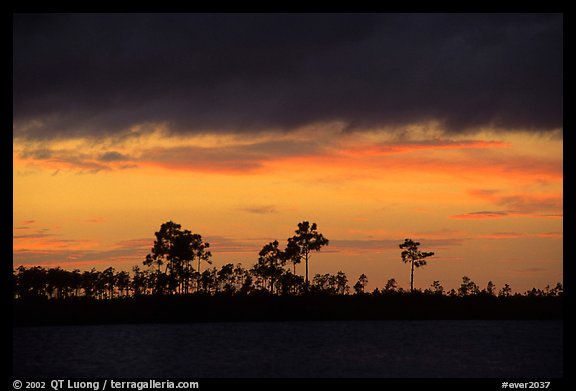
(13, 320), (562, 378)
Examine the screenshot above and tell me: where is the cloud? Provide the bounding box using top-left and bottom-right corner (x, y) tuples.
(205, 236), (263, 254)
(340, 139), (510, 157)
(477, 232), (524, 239)
(451, 211), (510, 220)
(462, 188), (563, 218)
(477, 232), (562, 240)
(112, 238), (151, 250)
(140, 145), (264, 173)
(534, 232), (562, 238)
(238, 205), (278, 214)
(15, 220), (37, 230)
(15, 137), (326, 175)
(512, 267), (549, 274)
(13, 14), (562, 141)
(110, 138), (324, 174)
(14, 237), (97, 250)
(97, 151), (131, 162)
(85, 217), (106, 223)
(329, 237), (465, 253)
(13, 237), (152, 269)
(12, 234), (265, 269)
(13, 221), (60, 240)
(20, 148), (52, 159)
(16, 145), (138, 174)
(13, 233), (56, 239)
(15, 128), (562, 191)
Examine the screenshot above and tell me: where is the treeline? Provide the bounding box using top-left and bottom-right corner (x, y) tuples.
(13, 265), (563, 301)
(12, 263), (351, 299)
(13, 220), (563, 300)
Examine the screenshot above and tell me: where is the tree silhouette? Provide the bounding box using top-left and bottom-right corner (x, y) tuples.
(308, 271), (349, 295)
(46, 267), (66, 299)
(70, 269), (82, 297)
(231, 263), (253, 294)
(12, 263), (564, 305)
(188, 232), (212, 292)
(144, 221), (211, 294)
(116, 270), (131, 297)
(335, 271), (349, 295)
(383, 278), (398, 292)
(287, 221), (329, 292)
(353, 273), (368, 294)
(277, 271), (304, 295)
(427, 280), (444, 295)
(93, 269), (107, 299)
(81, 269), (98, 298)
(311, 273), (337, 294)
(285, 239), (301, 275)
(16, 266), (47, 298)
(131, 266), (148, 296)
(10, 221), (564, 305)
(458, 276), (480, 296)
(217, 263), (235, 294)
(499, 283), (512, 297)
(550, 282), (563, 296)
(254, 240), (286, 294)
(399, 238), (435, 292)
(199, 267), (218, 294)
(102, 267), (116, 299)
(485, 280), (496, 296)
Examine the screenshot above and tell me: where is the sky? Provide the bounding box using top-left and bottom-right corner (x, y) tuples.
(13, 13), (563, 293)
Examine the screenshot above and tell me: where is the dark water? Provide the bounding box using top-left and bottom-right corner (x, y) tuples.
(13, 320), (562, 378)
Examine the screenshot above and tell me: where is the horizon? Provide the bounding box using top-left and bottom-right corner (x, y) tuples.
(13, 13), (563, 294)
(11, 218), (563, 294)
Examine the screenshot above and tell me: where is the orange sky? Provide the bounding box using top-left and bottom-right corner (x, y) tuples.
(13, 124), (563, 293)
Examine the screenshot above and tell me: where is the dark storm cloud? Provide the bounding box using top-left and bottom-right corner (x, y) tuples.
(13, 13), (562, 140)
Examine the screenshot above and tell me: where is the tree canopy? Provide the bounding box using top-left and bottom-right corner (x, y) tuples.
(286, 221), (329, 291)
(399, 238), (435, 292)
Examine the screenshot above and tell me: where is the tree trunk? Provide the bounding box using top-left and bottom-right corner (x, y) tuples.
(305, 250), (309, 293)
(197, 258), (201, 293)
(410, 259), (415, 292)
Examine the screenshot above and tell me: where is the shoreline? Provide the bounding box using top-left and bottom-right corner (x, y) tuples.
(13, 294), (562, 326)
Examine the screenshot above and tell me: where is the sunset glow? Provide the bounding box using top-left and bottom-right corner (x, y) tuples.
(13, 13), (563, 293)
(13, 125), (562, 292)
